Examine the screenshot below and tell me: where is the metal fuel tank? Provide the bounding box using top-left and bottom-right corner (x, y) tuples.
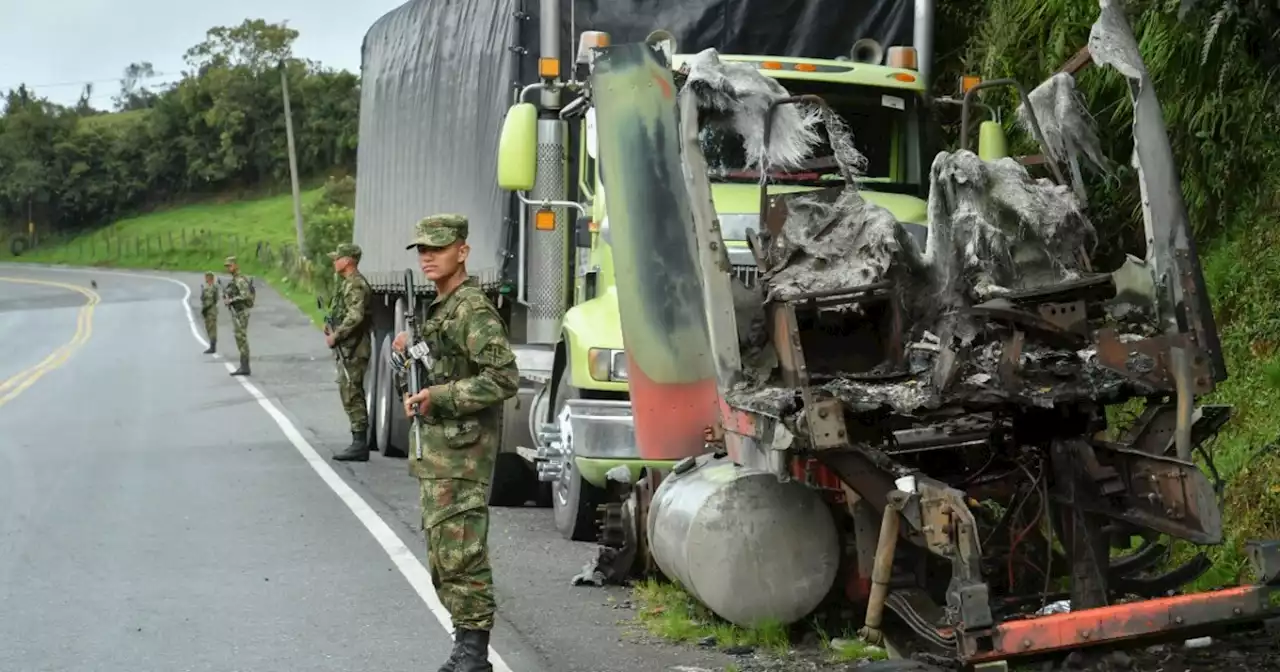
(646, 453), (842, 627)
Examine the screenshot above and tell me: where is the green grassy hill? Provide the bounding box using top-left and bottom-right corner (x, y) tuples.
(3, 189), (328, 325)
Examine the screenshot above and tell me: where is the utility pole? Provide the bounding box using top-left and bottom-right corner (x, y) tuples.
(280, 59), (306, 255)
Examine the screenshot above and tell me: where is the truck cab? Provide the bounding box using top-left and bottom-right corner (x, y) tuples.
(496, 35), (956, 541)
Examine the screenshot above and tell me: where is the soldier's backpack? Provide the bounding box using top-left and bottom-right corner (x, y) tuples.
(243, 277), (257, 309)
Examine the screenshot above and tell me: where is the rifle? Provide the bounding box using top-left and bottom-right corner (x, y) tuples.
(318, 295), (351, 387)
(402, 269), (429, 460)
(222, 279), (241, 317)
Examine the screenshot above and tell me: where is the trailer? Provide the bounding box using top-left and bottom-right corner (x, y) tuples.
(352, 0), (937, 536)
(494, 0), (1280, 669)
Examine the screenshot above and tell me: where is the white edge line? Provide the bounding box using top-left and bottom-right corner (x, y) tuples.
(22, 265), (514, 672)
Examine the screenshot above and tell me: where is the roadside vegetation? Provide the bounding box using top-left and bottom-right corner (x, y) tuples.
(1, 177), (355, 328)
(0, 18), (359, 327)
(629, 579), (888, 666)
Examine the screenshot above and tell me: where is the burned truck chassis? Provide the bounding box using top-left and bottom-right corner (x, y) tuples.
(583, 2), (1280, 667)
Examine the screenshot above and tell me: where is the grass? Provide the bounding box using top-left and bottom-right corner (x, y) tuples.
(630, 578), (887, 665)
(1176, 217), (1280, 589)
(632, 579), (791, 656)
(2, 189), (330, 328)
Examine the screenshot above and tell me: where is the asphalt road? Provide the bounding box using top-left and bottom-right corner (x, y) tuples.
(0, 263), (735, 672)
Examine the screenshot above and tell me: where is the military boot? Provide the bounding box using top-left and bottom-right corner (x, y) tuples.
(203, 339), (216, 355)
(452, 629), (493, 672)
(435, 638), (465, 672)
(332, 430), (370, 462)
(230, 355), (250, 376)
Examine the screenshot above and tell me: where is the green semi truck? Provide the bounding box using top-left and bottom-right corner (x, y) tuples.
(493, 1), (1025, 542)
(353, 0), (1013, 542)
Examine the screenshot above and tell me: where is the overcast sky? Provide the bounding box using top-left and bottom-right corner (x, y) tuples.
(0, 0), (409, 108)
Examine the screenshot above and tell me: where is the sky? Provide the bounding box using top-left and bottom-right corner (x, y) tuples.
(0, 0), (410, 108)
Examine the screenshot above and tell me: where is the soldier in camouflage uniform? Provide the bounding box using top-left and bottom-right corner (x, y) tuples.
(392, 213), (518, 672)
(327, 242), (375, 462)
(223, 256), (253, 376)
(200, 272), (219, 354)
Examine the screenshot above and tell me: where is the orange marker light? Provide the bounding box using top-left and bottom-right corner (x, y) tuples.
(761, 61), (783, 70)
(892, 72), (917, 83)
(961, 75), (981, 94)
(794, 63), (817, 72)
(539, 57), (561, 79)
(535, 208), (556, 231)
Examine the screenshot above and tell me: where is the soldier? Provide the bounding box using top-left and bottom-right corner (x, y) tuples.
(391, 213), (518, 672)
(200, 271), (219, 354)
(327, 242), (375, 462)
(222, 256), (254, 376)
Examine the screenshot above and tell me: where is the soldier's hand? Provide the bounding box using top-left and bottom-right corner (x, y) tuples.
(392, 330), (409, 354)
(325, 333), (337, 348)
(404, 389), (431, 417)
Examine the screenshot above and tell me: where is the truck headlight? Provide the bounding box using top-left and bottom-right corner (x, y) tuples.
(588, 348), (628, 382)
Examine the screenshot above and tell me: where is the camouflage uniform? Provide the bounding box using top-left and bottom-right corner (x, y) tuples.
(397, 214), (518, 671)
(223, 256), (253, 376)
(328, 242), (374, 461)
(200, 273), (219, 354)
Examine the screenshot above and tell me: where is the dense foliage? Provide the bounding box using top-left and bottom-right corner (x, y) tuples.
(950, 0), (1280, 256)
(0, 19), (359, 244)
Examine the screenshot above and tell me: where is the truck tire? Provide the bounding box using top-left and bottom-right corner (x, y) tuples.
(363, 336), (381, 450)
(488, 453), (535, 507)
(372, 334), (394, 454)
(385, 299), (410, 458)
(551, 365), (606, 542)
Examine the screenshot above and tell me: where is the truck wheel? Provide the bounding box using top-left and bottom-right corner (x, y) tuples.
(385, 300), (410, 458)
(551, 366), (605, 542)
(488, 453), (534, 507)
(364, 335), (381, 451)
(373, 334), (394, 455)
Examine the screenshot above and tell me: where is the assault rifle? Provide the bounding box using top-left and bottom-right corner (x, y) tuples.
(318, 295), (351, 386)
(397, 268), (430, 460)
(222, 277), (254, 315)
(221, 281), (237, 315)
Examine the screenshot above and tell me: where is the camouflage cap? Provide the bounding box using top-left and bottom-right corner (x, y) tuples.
(328, 242), (363, 261)
(204, 271), (215, 277)
(224, 256), (237, 266)
(406, 213), (469, 249)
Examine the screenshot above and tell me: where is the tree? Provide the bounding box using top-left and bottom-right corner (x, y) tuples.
(75, 83), (96, 115)
(114, 62), (160, 111)
(183, 19), (299, 74)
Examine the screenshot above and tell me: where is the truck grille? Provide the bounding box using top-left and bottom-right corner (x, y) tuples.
(731, 264), (761, 289)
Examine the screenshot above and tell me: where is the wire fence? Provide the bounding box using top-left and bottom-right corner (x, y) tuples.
(3, 227), (337, 297)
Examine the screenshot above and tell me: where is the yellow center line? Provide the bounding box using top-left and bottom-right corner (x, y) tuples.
(0, 277), (101, 409)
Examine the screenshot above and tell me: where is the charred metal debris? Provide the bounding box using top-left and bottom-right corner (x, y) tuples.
(680, 45), (1151, 421)
(661, 0), (1251, 658)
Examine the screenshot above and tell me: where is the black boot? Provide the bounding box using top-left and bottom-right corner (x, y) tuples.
(436, 637), (466, 672)
(332, 430), (370, 462)
(230, 355), (250, 376)
(453, 629), (493, 672)
(203, 340), (216, 355)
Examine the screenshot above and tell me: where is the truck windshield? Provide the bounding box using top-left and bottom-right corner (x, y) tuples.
(699, 78), (924, 194)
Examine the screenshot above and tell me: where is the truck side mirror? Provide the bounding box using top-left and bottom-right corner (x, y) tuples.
(497, 103), (538, 192)
(977, 120), (1009, 161)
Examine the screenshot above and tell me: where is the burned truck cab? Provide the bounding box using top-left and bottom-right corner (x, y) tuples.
(588, 0), (1279, 667)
